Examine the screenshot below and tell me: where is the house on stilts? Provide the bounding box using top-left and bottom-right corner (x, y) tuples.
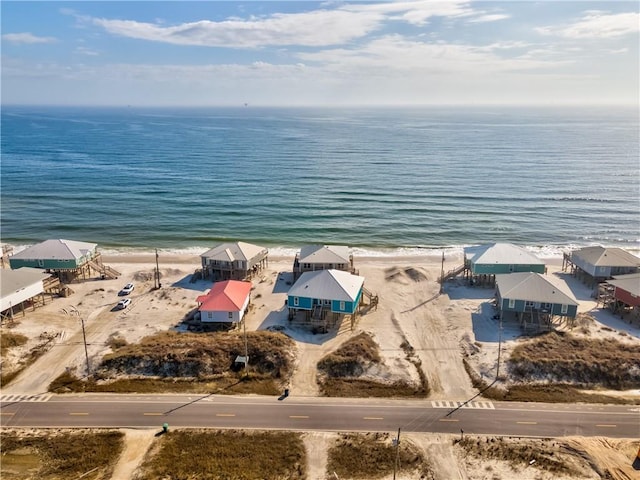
(8, 239), (119, 283)
(495, 272), (578, 332)
(462, 243), (546, 286)
(292, 245), (356, 281)
(287, 269), (377, 333)
(200, 242), (268, 281)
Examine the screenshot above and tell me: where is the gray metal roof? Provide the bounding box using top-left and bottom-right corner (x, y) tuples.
(495, 272), (578, 305)
(607, 272), (640, 296)
(571, 246), (640, 268)
(11, 239), (97, 261)
(1, 267), (50, 298)
(464, 243), (544, 266)
(288, 269), (364, 302)
(298, 245), (351, 264)
(201, 242), (267, 262)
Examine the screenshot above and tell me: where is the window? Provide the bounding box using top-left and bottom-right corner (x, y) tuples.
(228, 312), (233, 319)
(293, 297), (299, 307)
(324, 299), (331, 305)
(339, 301), (345, 311)
(508, 298), (515, 309)
(561, 304), (568, 314)
(207, 312), (213, 319)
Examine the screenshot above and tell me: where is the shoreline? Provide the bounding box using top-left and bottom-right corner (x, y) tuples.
(5, 242), (629, 264)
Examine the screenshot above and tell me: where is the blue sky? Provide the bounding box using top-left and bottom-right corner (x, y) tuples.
(2, 1), (638, 106)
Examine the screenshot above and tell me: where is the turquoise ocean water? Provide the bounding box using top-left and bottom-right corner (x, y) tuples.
(1, 106), (638, 257)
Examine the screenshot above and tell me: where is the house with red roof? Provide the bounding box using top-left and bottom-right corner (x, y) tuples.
(196, 280), (252, 324)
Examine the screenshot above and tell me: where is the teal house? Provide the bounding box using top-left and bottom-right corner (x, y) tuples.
(495, 272), (578, 331)
(463, 243), (545, 285)
(287, 269), (365, 330)
(8, 239), (114, 282)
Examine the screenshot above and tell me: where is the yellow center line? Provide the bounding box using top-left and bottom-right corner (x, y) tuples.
(143, 413), (163, 416)
(363, 417), (384, 420)
(69, 412), (89, 416)
(516, 421), (538, 425)
(595, 424), (617, 428)
(439, 418), (459, 422)
(0, 412), (15, 416)
(289, 415), (309, 419)
(216, 413), (236, 417)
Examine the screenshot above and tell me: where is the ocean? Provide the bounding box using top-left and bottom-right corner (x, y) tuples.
(1, 105), (638, 258)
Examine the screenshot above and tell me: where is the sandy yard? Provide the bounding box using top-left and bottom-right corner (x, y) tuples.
(2, 251), (639, 479)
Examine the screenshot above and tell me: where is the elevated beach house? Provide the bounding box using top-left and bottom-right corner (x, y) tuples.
(563, 246), (640, 287)
(8, 239), (118, 282)
(463, 243), (545, 285)
(599, 272), (640, 320)
(196, 280), (252, 325)
(200, 242), (268, 281)
(288, 269), (365, 331)
(495, 272), (578, 332)
(0, 267), (57, 320)
(293, 245), (355, 280)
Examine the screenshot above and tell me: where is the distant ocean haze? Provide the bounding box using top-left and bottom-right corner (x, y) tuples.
(1, 105), (638, 256)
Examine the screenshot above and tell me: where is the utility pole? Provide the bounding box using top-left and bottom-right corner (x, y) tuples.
(392, 427), (401, 480)
(68, 306), (91, 377)
(496, 309), (503, 379)
(243, 317), (249, 376)
(439, 251), (445, 293)
(155, 248), (161, 289)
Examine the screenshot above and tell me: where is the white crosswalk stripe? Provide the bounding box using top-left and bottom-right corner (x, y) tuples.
(430, 400), (495, 409)
(0, 394), (52, 403)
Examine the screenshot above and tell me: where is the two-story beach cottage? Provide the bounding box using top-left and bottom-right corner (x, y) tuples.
(495, 272), (578, 332)
(292, 245), (355, 280)
(463, 243), (546, 286)
(196, 280), (252, 326)
(200, 242), (268, 281)
(287, 269), (364, 332)
(8, 239), (118, 282)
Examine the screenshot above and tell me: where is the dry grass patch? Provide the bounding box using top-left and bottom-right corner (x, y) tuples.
(1, 331), (28, 352)
(509, 332), (640, 389)
(326, 432), (434, 479)
(1, 332), (56, 388)
(50, 330), (295, 394)
(318, 332), (428, 398)
(454, 435), (600, 478)
(1, 429), (124, 480)
(463, 330), (640, 403)
(134, 429), (306, 480)
(462, 358), (637, 404)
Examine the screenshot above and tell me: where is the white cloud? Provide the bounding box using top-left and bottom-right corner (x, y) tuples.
(2, 32), (58, 45)
(343, 0), (473, 25)
(468, 14), (510, 24)
(80, 1), (476, 48)
(75, 46), (99, 56)
(87, 9), (383, 47)
(296, 35), (565, 75)
(536, 11), (640, 39)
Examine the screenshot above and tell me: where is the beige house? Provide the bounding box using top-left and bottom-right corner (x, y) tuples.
(200, 242), (268, 281)
(293, 245), (355, 280)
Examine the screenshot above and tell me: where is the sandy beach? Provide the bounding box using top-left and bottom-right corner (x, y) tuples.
(4, 249), (638, 398)
(2, 250), (640, 480)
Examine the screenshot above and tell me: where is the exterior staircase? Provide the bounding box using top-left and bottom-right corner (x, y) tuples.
(86, 258), (120, 279)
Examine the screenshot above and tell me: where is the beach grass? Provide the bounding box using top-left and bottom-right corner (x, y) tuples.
(135, 429), (306, 480)
(317, 332), (429, 398)
(454, 435), (596, 477)
(326, 432), (432, 479)
(0, 430), (124, 480)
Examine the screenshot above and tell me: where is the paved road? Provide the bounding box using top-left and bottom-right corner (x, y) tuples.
(1, 394), (638, 438)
